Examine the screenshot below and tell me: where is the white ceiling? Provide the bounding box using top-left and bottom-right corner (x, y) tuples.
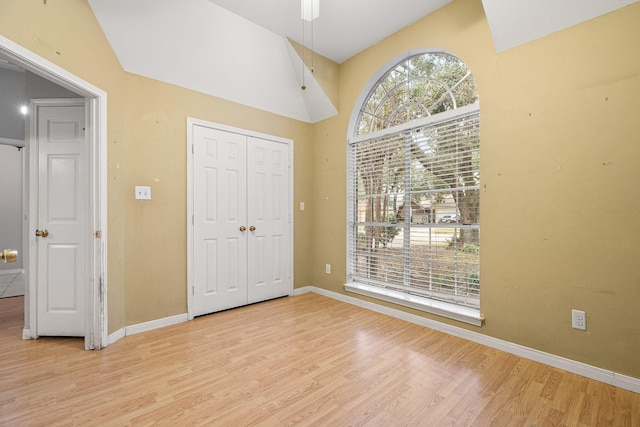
(482, 0), (640, 52)
(88, 0), (639, 123)
(89, 0), (337, 123)
(207, 0), (452, 64)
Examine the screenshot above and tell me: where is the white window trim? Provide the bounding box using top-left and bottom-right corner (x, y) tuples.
(346, 107), (483, 325)
(346, 51), (482, 326)
(350, 102), (480, 145)
(345, 282), (484, 326)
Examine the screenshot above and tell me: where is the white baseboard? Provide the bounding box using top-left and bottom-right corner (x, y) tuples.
(108, 327), (126, 345)
(125, 313), (188, 336)
(0, 268), (24, 276)
(299, 286), (640, 395)
(107, 313), (188, 345)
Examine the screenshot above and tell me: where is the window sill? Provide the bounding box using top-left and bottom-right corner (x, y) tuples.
(345, 282), (484, 327)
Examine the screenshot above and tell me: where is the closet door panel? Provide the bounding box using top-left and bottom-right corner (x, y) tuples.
(247, 137), (291, 303)
(193, 126), (248, 316)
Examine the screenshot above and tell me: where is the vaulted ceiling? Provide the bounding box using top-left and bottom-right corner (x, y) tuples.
(88, 0), (639, 123)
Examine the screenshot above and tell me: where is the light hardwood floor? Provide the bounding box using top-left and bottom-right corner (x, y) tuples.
(1, 293), (638, 426)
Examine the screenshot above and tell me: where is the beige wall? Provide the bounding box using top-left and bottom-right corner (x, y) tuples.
(0, 0), (314, 331)
(312, 0), (640, 379)
(120, 75), (313, 325)
(289, 38), (340, 108)
(2, 0), (639, 380)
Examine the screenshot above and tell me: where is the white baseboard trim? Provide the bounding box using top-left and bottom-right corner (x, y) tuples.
(125, 313), (189, 336)
(293, 286), (313, 296)
(0, 268), (24, 275)
(108, 327), (126, 345)
(22, 328), (33, 340)
(299, 286), (640, 395)
(107, 313), (188, 345)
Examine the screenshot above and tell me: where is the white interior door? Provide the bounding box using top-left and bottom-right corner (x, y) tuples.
(192, 126), (248, 316)
(190, 123), (292, 317)
(247, 136), (291, 303)
(36, 104), (87, 337)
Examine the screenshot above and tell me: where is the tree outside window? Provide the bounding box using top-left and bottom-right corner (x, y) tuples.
(349, 51), (480, 311)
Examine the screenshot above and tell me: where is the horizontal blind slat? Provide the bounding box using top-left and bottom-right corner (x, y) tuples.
(349, 109), (480, 309)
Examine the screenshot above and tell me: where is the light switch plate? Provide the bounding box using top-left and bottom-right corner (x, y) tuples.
(135, 186), (151, 200)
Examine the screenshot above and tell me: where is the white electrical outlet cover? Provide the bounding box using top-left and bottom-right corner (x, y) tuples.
(572, 309), (586, 330)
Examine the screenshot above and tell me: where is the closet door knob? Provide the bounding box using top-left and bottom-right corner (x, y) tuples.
(35, 229), (49, 238)
(239, 226), (246, 232)
(249, 226), (256, 232)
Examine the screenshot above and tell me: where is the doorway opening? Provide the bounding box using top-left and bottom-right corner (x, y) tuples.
(0, 35), (107, 349)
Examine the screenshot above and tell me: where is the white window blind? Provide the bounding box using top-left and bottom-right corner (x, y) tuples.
(348, 108), (480, 312)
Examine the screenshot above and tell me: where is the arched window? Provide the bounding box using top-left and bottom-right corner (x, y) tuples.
(346, 51), (482, 325)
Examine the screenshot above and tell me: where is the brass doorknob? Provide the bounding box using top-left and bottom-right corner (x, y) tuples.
(249, 226), (256, 232)
(35, 229), (49, 238)
(239, 226), (246, 232)
(1, 249), (18, 263)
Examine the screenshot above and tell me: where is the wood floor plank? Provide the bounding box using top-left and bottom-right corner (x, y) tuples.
(1, 294), (638, 426)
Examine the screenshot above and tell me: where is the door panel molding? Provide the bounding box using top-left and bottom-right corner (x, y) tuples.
(246, 136), (291, 304)
(0, 35), (108, 349)
(187, 118), (293, 320)
(34, 102), (87, 337)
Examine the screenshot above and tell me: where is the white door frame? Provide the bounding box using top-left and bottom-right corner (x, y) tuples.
(186, 117), (294, 320)
(0, 35), (108, 349)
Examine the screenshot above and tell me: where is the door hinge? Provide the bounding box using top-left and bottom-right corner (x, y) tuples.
(192, 144), (194, 154)
(192, 285), (195, 296)
(94, 231), (102, 238)
(192, 215), (194, 225)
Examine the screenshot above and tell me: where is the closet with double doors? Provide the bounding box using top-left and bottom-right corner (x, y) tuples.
(188, 120), (292, 317)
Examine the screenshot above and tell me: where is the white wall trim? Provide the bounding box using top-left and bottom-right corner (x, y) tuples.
(0, 268), (24, 275)
(345, 282), (483, 326)
(293, 286), (313, 296)
(21, 327), (32, 340)
(0, 34), (108, 350)
(298, 286), (640, 394)
(126, 313), (189, 336)
(107, 313), (189, 345)
(107, 327), (125, 345)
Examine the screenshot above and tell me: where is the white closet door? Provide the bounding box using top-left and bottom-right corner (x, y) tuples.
(192, 126), (248, 316)
(246, 137), (291, 303)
